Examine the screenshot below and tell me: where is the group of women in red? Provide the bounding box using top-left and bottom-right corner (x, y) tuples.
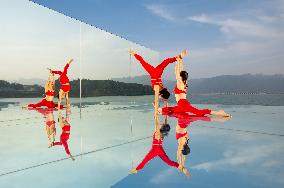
(23, 59), (73, 110)
(129, 49), (230, 117)
(34, 108), (75, 160)
(129, 49), (231, 176)
(21, 49), (231, 172)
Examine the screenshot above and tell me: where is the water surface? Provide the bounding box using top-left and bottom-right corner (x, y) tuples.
(0, 96), (283, 188)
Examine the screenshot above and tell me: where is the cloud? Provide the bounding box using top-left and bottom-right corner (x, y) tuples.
(149, 168), (177, 184)
(146, 4), (176, 22)
(192, 143), (283, 172)
(188, 15), (284, 39)
(189, 14), (211, 23)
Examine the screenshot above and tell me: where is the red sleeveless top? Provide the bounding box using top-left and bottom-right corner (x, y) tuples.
(174, 85), (187, 94)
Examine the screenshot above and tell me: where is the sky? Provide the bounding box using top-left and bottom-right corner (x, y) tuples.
(0, 0), (283, 81)
(30, 0), (284, 79)
(0, 0), (158, 81)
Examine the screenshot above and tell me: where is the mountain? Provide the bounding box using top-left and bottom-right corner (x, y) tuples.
(11, 78), (46, 86)
(0, 80), (44, 98)
(113, 74), (284, 94)
(72, 79), (153, 97)
(112, 75), (151, 85)
(0, 79), (153, 98)
(189, 74), (284, 94)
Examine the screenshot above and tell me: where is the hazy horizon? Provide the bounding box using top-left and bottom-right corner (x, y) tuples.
(2, 73), (283, 86)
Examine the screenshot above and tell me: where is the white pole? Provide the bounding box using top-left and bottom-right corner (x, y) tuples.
(79, 22), (82, 117)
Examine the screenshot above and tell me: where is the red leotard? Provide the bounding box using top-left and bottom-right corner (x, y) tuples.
(135, 132), (179, 171)
(53, 124), (71, 155)
(133, 54), (177, 89)
(52, 63), (70, 92)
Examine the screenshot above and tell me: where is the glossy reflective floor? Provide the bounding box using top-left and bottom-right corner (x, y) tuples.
(0, 96), (284, 188)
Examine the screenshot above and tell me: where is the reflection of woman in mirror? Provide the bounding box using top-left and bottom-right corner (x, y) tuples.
(51, 109), (75, 161)
(34, 108), (57, 147)
(129, 49), (186, 117)
(23, 72), (63, 109)
(50, 59), (73, 109)
(160, 53), (231, 117)
(174, 113), (212, 176)
(130, 115), (189, 176)
(175, 113), (231, 175)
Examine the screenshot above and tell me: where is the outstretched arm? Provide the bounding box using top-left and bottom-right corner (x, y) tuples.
(177, 49), (187, 72)
(175, 58), (183, 85)
(44, 80), (49, 93)
(52, 70), (62, 75)
(177, 141), (183, 164)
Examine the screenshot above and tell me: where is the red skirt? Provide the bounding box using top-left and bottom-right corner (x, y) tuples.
(162, 99), (211, 116)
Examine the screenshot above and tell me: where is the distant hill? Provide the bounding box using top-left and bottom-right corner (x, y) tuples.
(0, 80), (44, 98)
(11, 78), (46, 86)
(112, 75), (151, 85)
(189, 74), (284, 94)
(113, 74), (284, 94)
(0, 79), (153, 98)
(71, 79), (153, 97)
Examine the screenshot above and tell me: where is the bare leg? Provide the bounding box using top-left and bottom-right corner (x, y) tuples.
(66, 92), (70, 107)
(154, 85), (160, 118)
(211, 110), (231, 117)
(164, 100), (168, 108)
(58, 90), (63, 110)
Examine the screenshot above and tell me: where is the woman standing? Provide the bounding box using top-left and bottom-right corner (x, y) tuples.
(51, 59), (73, 109)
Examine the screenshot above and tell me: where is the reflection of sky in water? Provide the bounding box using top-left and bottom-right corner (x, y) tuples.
(0, 96), (283, 188)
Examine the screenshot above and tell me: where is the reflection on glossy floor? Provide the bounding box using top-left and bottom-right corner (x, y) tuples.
(0, 97), (284, 188)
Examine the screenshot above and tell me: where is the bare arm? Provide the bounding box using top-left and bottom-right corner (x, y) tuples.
(175, 58), (183, 86)
(44, 81), (49, 93)
(177, 141), (183, 164)
(179, 57), (184, 72)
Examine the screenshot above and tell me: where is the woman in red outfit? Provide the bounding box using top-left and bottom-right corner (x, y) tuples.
(130, 115), (189, 176)
(50, 110), (75, 160)
(159, 53), (231, 117)
(166, 112), (230, 173)
(129, 49), (186, 117)
(174, 113), (211, 173)
(50, 59), (73, 109)
(23, 72), (63, 109)
(34, 108), (57, 147)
